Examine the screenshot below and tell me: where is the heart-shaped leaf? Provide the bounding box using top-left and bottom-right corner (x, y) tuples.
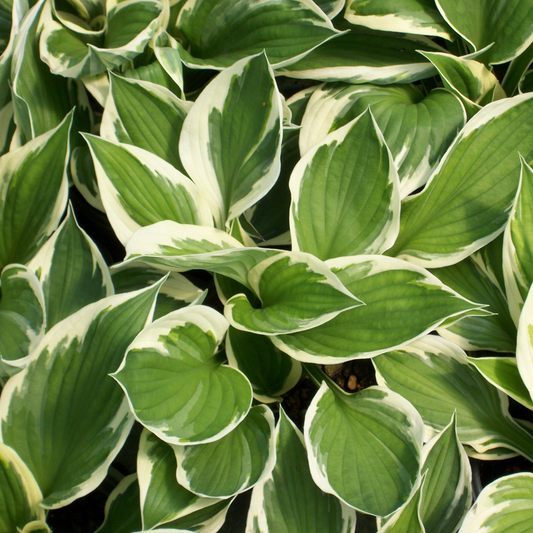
(304, 380), (424, 517)
(113, 306), (253, 445)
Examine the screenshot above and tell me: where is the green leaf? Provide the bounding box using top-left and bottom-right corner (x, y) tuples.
(304, 382), (424, 517)
(85, 135), (213, 245)
(373, 335), (533, 462)
(273, 255), (483, 363)
(11, 0), (71, 140)
(113, 306), (253, 445)
(138, 430), (217, 530)
(516, 284), (533, 402)
(179, 53), (282, 228)
(125, 221), (279, 288)
(101, 73), (191, 174)
(226, 327), (301, 402)
(503, 157), (533, 324)
(315, 0), (345, 19)
(27, 205), (113, 330)
(431, 255), (516, 352)
(41, 0), (164, 78)
(290, 109), (400, 259)
(0, 282), (163, 508)
(466, 356), (533, 411)
(225, 251), (362, 335)
(377, 480), (425, 533)
(389, 93), (533, 267)
(435, 0), (533, 64)
(278, 27), (439, 85)
(158, 498), (234, 532)
(0, 443), (45, 532)
(419, 51), (505, 115)
(95, 474), (143, 533)
(175, 0), (340, 70)
(111, 262), (205, 321)
(0, 265), (45, 373)
(247, 408), (356, 533)
(299, 83), (465, 198)
(458, 473), (533, 532)
(174, 405), (275, 498)
(345, 0), (452, 39)
(419, 413), (471, 533)
(0, 112), (72, 271)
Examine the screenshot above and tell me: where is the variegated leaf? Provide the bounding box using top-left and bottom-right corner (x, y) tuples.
(179, 53), (282, 228)
(0, 443), (45, 532)
(419, 51), (505, 116)
(125, 221), (279, 288)
(435, 0), (533, 64)
(0, 264), (45, 374)
(40, 0), (165, 78)
(0, 112), (72, 271)
(138, 430), (218, 530)
(419, 413), (471, 533)
(389, 93), (533, 268)
(111, 262), (205, 320)
(458, 473), (533, 533)
(175, 0), (340, 70)
(431, 255), (516, 352)
(278, 26), (439, 85)
(27, 205), (113, 330)
(273, 255), (484, 363)
(113, 306), (253, 445)
(101, 73), (191, 174)
(246, 408), (356, 533)
(291, 109), (400, 258)
(85, 135), (213, 245)
(503, 157), (533, 324)
(173, 405), (276, 498)
(373, 335), (533, 462)
(225, 251), (362, 335)
(11, 0), (71, 140)
(94, 474), (142, 533)
(376, 480), (425, 533)
(466, 356), (533, 411)
(345, 0), (453, 39)
(226, 327), (301, 403)
(0, 282), (163, 508)
(304, 380), (424, 517)
(516, 284), (533, 402)
(299, 83), (465, 197)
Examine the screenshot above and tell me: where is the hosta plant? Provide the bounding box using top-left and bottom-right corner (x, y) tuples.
(2, 0), (533, 532)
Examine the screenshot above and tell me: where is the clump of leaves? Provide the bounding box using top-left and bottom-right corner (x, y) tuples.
(1, 0), (533, 532)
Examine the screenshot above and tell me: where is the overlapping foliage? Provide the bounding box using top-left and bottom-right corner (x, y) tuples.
(1, 0), (533, 531)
